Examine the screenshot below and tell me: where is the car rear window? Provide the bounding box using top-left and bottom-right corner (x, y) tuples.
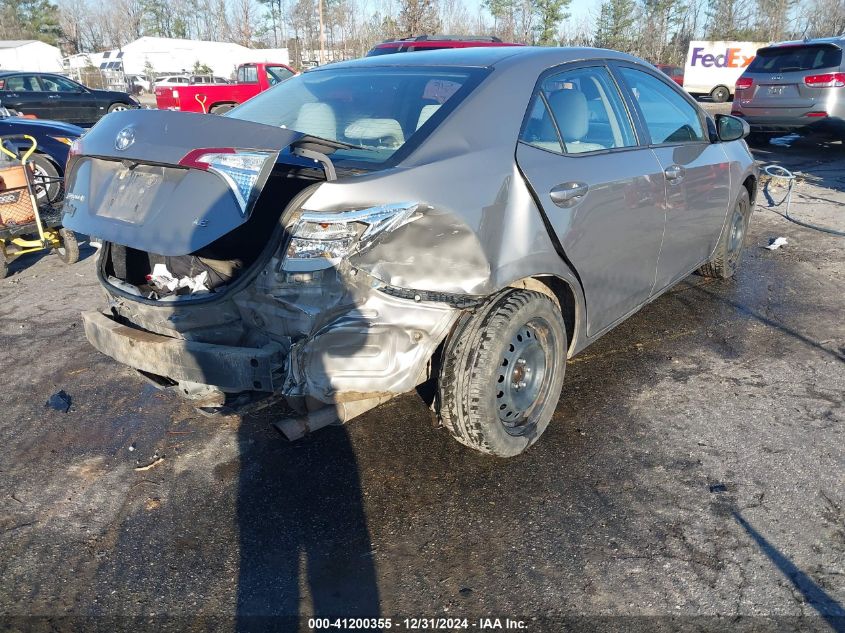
(229, 66), (488, 167)
(747, 45), (843, 73)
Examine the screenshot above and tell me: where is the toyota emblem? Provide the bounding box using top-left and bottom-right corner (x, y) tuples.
(115, 126), (135, 151)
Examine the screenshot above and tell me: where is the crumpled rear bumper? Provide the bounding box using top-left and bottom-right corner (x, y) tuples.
(81, 310), (284, 393)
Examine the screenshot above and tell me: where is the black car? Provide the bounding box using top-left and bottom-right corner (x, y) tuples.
(0, 71), (139, 127)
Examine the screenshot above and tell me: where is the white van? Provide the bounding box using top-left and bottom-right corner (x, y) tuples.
(683, 40), (768, 102)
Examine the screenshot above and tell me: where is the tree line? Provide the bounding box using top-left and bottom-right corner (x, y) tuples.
(1, 0), (843, 68)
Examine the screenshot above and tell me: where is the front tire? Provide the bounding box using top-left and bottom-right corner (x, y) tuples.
(437, 289), (567, 457)
(108, 103), (132, 113)
(30, 154), (62, 203)
(699, 188), (751, 279)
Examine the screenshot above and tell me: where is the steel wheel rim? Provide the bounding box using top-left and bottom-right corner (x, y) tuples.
(111, 104), (128, 111)
(496, 318), (552, 432)
(727, 207), (746, 263)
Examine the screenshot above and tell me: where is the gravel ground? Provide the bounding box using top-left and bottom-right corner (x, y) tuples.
(0, 137), (842, 633)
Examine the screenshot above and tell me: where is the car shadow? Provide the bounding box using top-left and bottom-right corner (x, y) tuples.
(234, 313), (381, 629)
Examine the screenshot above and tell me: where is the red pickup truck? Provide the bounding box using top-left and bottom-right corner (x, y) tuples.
(155, 62), (296, 114)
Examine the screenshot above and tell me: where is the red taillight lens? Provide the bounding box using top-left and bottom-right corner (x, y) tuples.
(805, 111), (828, 118)
(804, 73), (845, 88)
(735, 77), (753, 90)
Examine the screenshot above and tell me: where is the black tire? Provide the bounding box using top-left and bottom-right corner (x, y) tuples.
(437, 289), (567, 457)
(210, 103), (235, 115)
(56, 228), (80, 264)
(108, 103), (132, 113)
(710, 85), (730, 103)
(699, 188), (751, 279)
(30, 154), (62, 203)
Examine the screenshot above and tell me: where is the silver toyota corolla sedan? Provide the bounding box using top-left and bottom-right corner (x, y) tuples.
(62, 47), (758, 457)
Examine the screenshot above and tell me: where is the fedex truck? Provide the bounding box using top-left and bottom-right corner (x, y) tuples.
(683, 40), (768, 102)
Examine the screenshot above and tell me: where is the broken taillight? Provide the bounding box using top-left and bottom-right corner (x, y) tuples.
(804, 73), (845, 88)
(179, 148), (275, 216)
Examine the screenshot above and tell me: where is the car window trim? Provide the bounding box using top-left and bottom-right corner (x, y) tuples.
(518, 60), (644, 157)
(608, 60), (713, 148)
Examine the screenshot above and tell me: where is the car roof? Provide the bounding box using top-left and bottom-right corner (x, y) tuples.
(316, 45), (643, 71)
(767, 36), (845, 48)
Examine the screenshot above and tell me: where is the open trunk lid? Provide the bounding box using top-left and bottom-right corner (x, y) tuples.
(61, 109), (305, 256)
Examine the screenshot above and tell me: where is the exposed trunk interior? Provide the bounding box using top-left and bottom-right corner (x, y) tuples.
(101, 163), (323, 300)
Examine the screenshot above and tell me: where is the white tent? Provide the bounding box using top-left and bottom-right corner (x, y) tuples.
(0, 40), (63, 72)
(94, 37), (290, 78)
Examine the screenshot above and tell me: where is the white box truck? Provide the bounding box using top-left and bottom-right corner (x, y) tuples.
(683, 40), (768, 102)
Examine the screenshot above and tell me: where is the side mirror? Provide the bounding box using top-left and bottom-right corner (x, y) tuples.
(716, 114), (749, 142)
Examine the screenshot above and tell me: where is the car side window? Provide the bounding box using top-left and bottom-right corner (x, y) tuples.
(239, 66), (258, 83)
(519, 94), (564, 153)
(41, 76), (81, 92)
(618, 67), (706, 144)
(3, 75), (42, 92)
(540, 66), (637, 154)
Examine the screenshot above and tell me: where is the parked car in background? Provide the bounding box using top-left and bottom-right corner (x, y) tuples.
(154, 62), (295, 114)
(0, 102), (83, 201)
(153, 75), (191, 88)
(189, 75), (230, 85)
(64, 47), (757, 457)
(126, 74), (150, 95)
(366, 34), (523, 56)
(655, 63), (684, 86)
(0, 71), (139, 126)
(732, 36), (845, 139)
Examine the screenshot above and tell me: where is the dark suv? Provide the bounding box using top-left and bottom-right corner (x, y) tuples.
(366, 35), (522, 56)
(732, 37), (845, 137)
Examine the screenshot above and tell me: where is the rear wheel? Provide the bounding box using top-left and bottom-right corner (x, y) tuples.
(710, 85), (730, 103)
(699, 188), (751, 279)
(210, 103), (236, 115)
(56, 228), (79, 264)
(437, 289), (567, 457)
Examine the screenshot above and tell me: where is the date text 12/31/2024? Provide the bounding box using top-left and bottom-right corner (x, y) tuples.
(308, 618), (529, 630)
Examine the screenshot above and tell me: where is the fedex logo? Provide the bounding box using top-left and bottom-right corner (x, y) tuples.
(690, 47), (755, 68)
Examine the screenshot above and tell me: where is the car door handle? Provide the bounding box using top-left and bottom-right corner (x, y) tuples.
(48, 94), (60, 99)
(664, 164), (685, 182)
(550, 182), (589, 207)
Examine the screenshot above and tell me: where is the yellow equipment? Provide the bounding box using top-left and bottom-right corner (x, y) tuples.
(0, 134), (78, 279)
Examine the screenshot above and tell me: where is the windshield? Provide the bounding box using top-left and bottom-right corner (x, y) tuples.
(747, 45), (842, 73)
(228, 66), (486, 166)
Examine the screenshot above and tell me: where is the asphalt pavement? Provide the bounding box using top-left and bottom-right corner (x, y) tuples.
(0, 137), (843, 633)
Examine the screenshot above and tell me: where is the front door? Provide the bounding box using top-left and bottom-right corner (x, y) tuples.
(614, 65), (731, 290)
(39, 75), (98, 125)
(516, 64), (667, 337)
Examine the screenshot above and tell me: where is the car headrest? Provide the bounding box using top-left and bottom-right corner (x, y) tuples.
(344, 118), (404, 147)
(547, 89), (589, 142)
(294, 102), (337, 141)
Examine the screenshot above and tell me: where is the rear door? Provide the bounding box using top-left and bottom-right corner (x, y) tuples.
(739, 43), (843, 118)
(614, 64), (731, 290)
(516, 63), (667, 337)
(0, 74), (50, 118)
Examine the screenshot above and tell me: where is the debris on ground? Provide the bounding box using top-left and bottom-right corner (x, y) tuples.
(45, 390), (72, 413)
(765, 237), (788, 250)
(134, 455), (165, 471)
(709, 483), (728, 493)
